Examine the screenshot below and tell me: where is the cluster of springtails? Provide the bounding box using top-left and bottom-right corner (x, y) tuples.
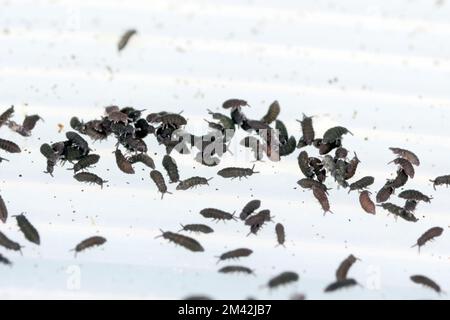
(1, 98), (450, 299)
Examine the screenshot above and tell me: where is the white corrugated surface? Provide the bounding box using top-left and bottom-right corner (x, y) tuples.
(1, 0), (450, 299)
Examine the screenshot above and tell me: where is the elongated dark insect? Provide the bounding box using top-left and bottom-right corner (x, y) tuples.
(275, 223), (285, 247)
(127, 153), (155, 169)
(162, 155), (179, 183)
(114, 149), (134, 174)
(261, 100), (280, 124)
(275, 120), (289, 145)
(222, 99), (249, 109)
(336, 255), (359, 281)
(386, 169), (408, 189)
(411, 227), (443, 252)
(389, 147), (420, 166)
(0, 195), (8, 223)
(322, 126), (353, 144)
(0, 253), (12, 266)
(73, 172), (107, 188)
(240, 199), (261, 220)
(389, 158), (415, 178)
(266, 271), (299, 289)
(217, 165), (259, 179)
(118, 29), (137, 51)
(178, 224), (214, 234)
(68, 154), (100, 173)
(156, 230), (204, 252)
(207, 109), (235, 130)
(324, 278), (358, 292)
(216, 248), (253, 263)
(378, 202), (418, 222)
(279, 136), (297, 156)
(150, 170), (171, 199)
(398, 190), (432, 203)
(319, 140), (341, 155)
(218, 265), (254, 275)
(72, 236), (106, 256)
(156, 114), (187, 127)
(108, 110), (129, 124)
(22, 114), (42, 132)
(200, 208), (236, 222)
(297, 113), (315, 145)
(430, 175), (450, 190)
(376, 185), (394, 203)
(0, 106), (14, 127)
(245, 210), (273, 226)
(344, 153), (360, 180)
(348, 176), (375, 193)
(297, 178), (329, 194)
(404, 200), (418, 212)
(66, 131), (89, 155)
(176, 176), (212, 190)
(0, 138), (21, 153)
(0, 231), (22, 252)
(410, 275), (442, 293)
(15, 214), (40, 245)
(359, 191), (376, 215)
(312, 186), (332, 214)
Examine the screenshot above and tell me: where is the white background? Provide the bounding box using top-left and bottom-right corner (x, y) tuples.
(0, 0), (450, 299)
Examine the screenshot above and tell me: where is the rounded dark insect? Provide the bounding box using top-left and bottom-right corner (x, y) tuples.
(297, 178), (329, 194)
(404, 199), (418, 212)
(150, 170), (172, 199)
(0, 231), (22, 252)
(127, 153), (155, 169)
(179, 224), (214, 234)
(245, 210), (273, 226)
(0, 105), (14, 127)
(14, 214), (40, 245)
(296, 137), (307, 149)
(275, 120), (289, 145)
(375, 185), (394, 203)
(68, 154), (100, 173)
(73, 172), (107, 189)
(410, 275), (442, 294)
(275, 223), (285, 247)
(266, 271), (299, 289)
(389, 147), (420, 166)
(261, 100), (280, 124)
(344, 153), (360, 180)
(22, 114), (42, 132)
(0, 138), (21, 153)
(72, 236), (106, 256)
(319, 140), (341, 155)
(200, 208), (236, 222)
(411, 227), (443, 252)
(312, 186), (332, 215)
(378, 202), (418, 222)
(113, 149), (134, 174)
(217, 165), (259, 180)
(176, 176), (212, 190)
(162, 155), (180, 183)
(297, 151), (314, 178)
(0, 195), (8, 223)
(389, 158), (415, 178)
(216, 248), (253, 264)
(122, 136), (147, 153)
(66, 131), (89, 155)
(118, 29), (137, 51)
(279, 136), (297, 157)
(322, 126), (353, 144)
(348, 176), (375, 193)
(297, 113), (315, 145)
(157, 230), (204, 252)
(359, 191), (376, 215)
(336, 254), (359, 281)
(240, 199), (261, 220)
(108, 111), (129, 124)
(70, 116), (84, 131)
(334, 147), (348, 159)
(324, 278), (358, 293)
(385, 169), (408, 189)
(222, 99), (249, 109)
(218, 265), (254, 275)
(0, 253), (12, 266)
(430, 175), (450, 190)
(398, 190), (432, 203)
